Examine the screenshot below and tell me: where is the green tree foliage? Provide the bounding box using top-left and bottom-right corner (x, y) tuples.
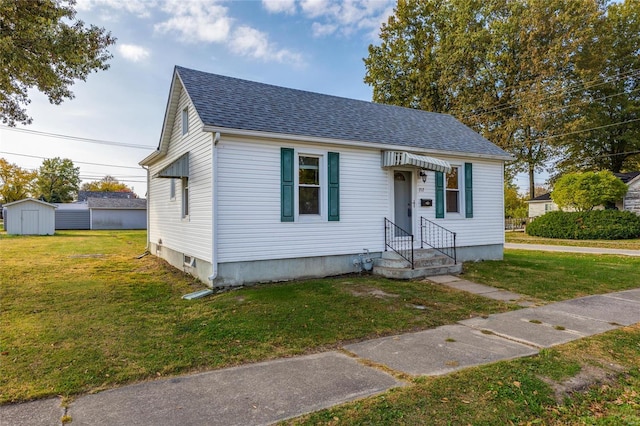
(364, 0), (604, 198)
(555, 0), (640, 174)
(35, 157), (80, 203)
(504, 183), (528, 218)
(551, 171), (628, 212)
(0, 158), (37, 203)
(80, 175), (136, 195)
(0, 0), (115, 126)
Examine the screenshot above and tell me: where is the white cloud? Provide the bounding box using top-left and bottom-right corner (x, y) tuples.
(311, 22), (337, 37)
(262, 0), (297, 14)
(76, 0), (157, 18)
(300, 0), (395, 39)
(230, 26), (305, 67)
(154, 0), (233, 43)
(117, 44), (151, 62)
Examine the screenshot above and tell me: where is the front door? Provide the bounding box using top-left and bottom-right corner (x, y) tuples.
(394, 171), (412, 234)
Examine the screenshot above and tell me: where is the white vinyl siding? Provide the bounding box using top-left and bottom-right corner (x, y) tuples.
(418, 158), (504, 247)
(217, 137), (388, 263)
(147, 86), (212, 262)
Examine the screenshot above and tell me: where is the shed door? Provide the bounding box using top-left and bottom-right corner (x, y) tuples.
(394, 171), (412, 234)
(21, 210), (39, 235)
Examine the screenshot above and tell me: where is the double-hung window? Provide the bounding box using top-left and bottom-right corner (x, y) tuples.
(298, 156), (320, 215)
(446, 166), (460, 213)
(181, 177), (189, 218)
(281, 148), (339, 222)
(436, 163), (473, 219)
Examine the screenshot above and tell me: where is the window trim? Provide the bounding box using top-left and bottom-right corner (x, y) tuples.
(436, 163), (472, 219)
(181, 107), (189, 136)
(295, 151), (326, 222)
(445, 165), (462, 215)
(181, 177), (189, 219)
(169, 178), (176, 201)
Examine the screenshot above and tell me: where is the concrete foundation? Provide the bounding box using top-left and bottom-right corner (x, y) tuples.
(149, 242), (503, 287)
(456, 243), (503, 262)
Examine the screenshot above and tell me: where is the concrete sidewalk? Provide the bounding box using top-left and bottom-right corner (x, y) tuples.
(3, 284), (640, 426)
(505, 242), (640, 256)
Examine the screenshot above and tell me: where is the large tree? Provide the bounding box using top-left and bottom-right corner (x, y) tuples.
(35, 157), (80, 203)
(81, 175), (136, 195)
(364, 0), (604, 198)
(0, 158), (37, 203)
(554, 0), (640, 175)
(0, 0), (115, 126)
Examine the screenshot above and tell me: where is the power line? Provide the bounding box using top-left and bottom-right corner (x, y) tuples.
(0, 125), (154, 150)
(461, 68), (640, 120)
(500, 117), (640, 151)
(0, 151), (144, 170)
(539, 117), (640, 142)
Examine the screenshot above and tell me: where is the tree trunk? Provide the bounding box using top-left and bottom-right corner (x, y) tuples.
(528, 165), (536, 200)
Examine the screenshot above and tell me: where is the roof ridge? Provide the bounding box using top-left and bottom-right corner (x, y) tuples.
(174, 65), (450, 118)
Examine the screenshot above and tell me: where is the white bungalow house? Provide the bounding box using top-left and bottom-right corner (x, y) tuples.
(140, 66), (512, 287)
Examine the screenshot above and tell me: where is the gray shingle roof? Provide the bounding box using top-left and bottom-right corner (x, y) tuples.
(529, 193), (552, 202)
(87, 198), (147, 209)
(176, 66), (510, 158)
(614, 171), (640, 184)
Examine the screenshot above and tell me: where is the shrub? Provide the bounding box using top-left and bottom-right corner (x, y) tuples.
(552, 171), (628, 211)
(526, 210), (640, 240)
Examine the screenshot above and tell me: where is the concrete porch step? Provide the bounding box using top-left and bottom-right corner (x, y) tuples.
(376, 254), (453, 269)
(373, 248), (461, 279)
(373, 262), (462, 280)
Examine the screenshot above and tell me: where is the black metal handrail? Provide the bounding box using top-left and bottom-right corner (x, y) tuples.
(420, 217), (457, 264)
(384, 218), (414, 269)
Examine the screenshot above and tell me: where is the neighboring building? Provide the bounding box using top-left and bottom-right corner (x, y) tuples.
(55, 202), (91, 230)
(77, 191), (137, 202)
(616, 172), (640, 214)
(140, 66), (512, 287)
(3, 198), (56, 235)
(54, 198), (147, 230)
(527, 193), (558, 217)
(88, 198), (147, 230)
(527, 172), (640, 217)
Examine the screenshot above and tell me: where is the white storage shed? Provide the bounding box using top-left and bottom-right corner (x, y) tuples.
(3, 198), (57, 235)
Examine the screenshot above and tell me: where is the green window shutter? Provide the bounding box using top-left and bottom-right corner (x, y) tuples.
(281, 148), (294, 222)
(464, 162), (473, 218)
(435, 171), (444, 218)
(328, 152), (340, 221)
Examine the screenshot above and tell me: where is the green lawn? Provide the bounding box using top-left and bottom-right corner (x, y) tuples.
(506, 231), (640, 250)
(464, 250), (640, 301)
(2, 231), (640, 425)
(287, 325), (640, 425)
(0, 230), (508, 403)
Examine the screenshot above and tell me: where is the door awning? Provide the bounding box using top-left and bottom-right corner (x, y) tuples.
(381, 151), (451, 174)
(155, 152), (189, 178)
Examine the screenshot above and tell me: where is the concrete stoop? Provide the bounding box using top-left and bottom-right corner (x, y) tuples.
(373, 248), (462, 279)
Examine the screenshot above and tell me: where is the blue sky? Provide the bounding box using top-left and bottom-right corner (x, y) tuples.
(0, 0), (534, 197)
(1, 0), (398, 197)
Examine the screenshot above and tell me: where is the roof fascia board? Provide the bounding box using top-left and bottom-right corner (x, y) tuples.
(4, 198), (57, 208)
(202, 125), (514, 161)
(139, 150), (162, 166)
(626, 173), (640, 186)
(140, 70), (186, 167)
(157, 71), (182, 153)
